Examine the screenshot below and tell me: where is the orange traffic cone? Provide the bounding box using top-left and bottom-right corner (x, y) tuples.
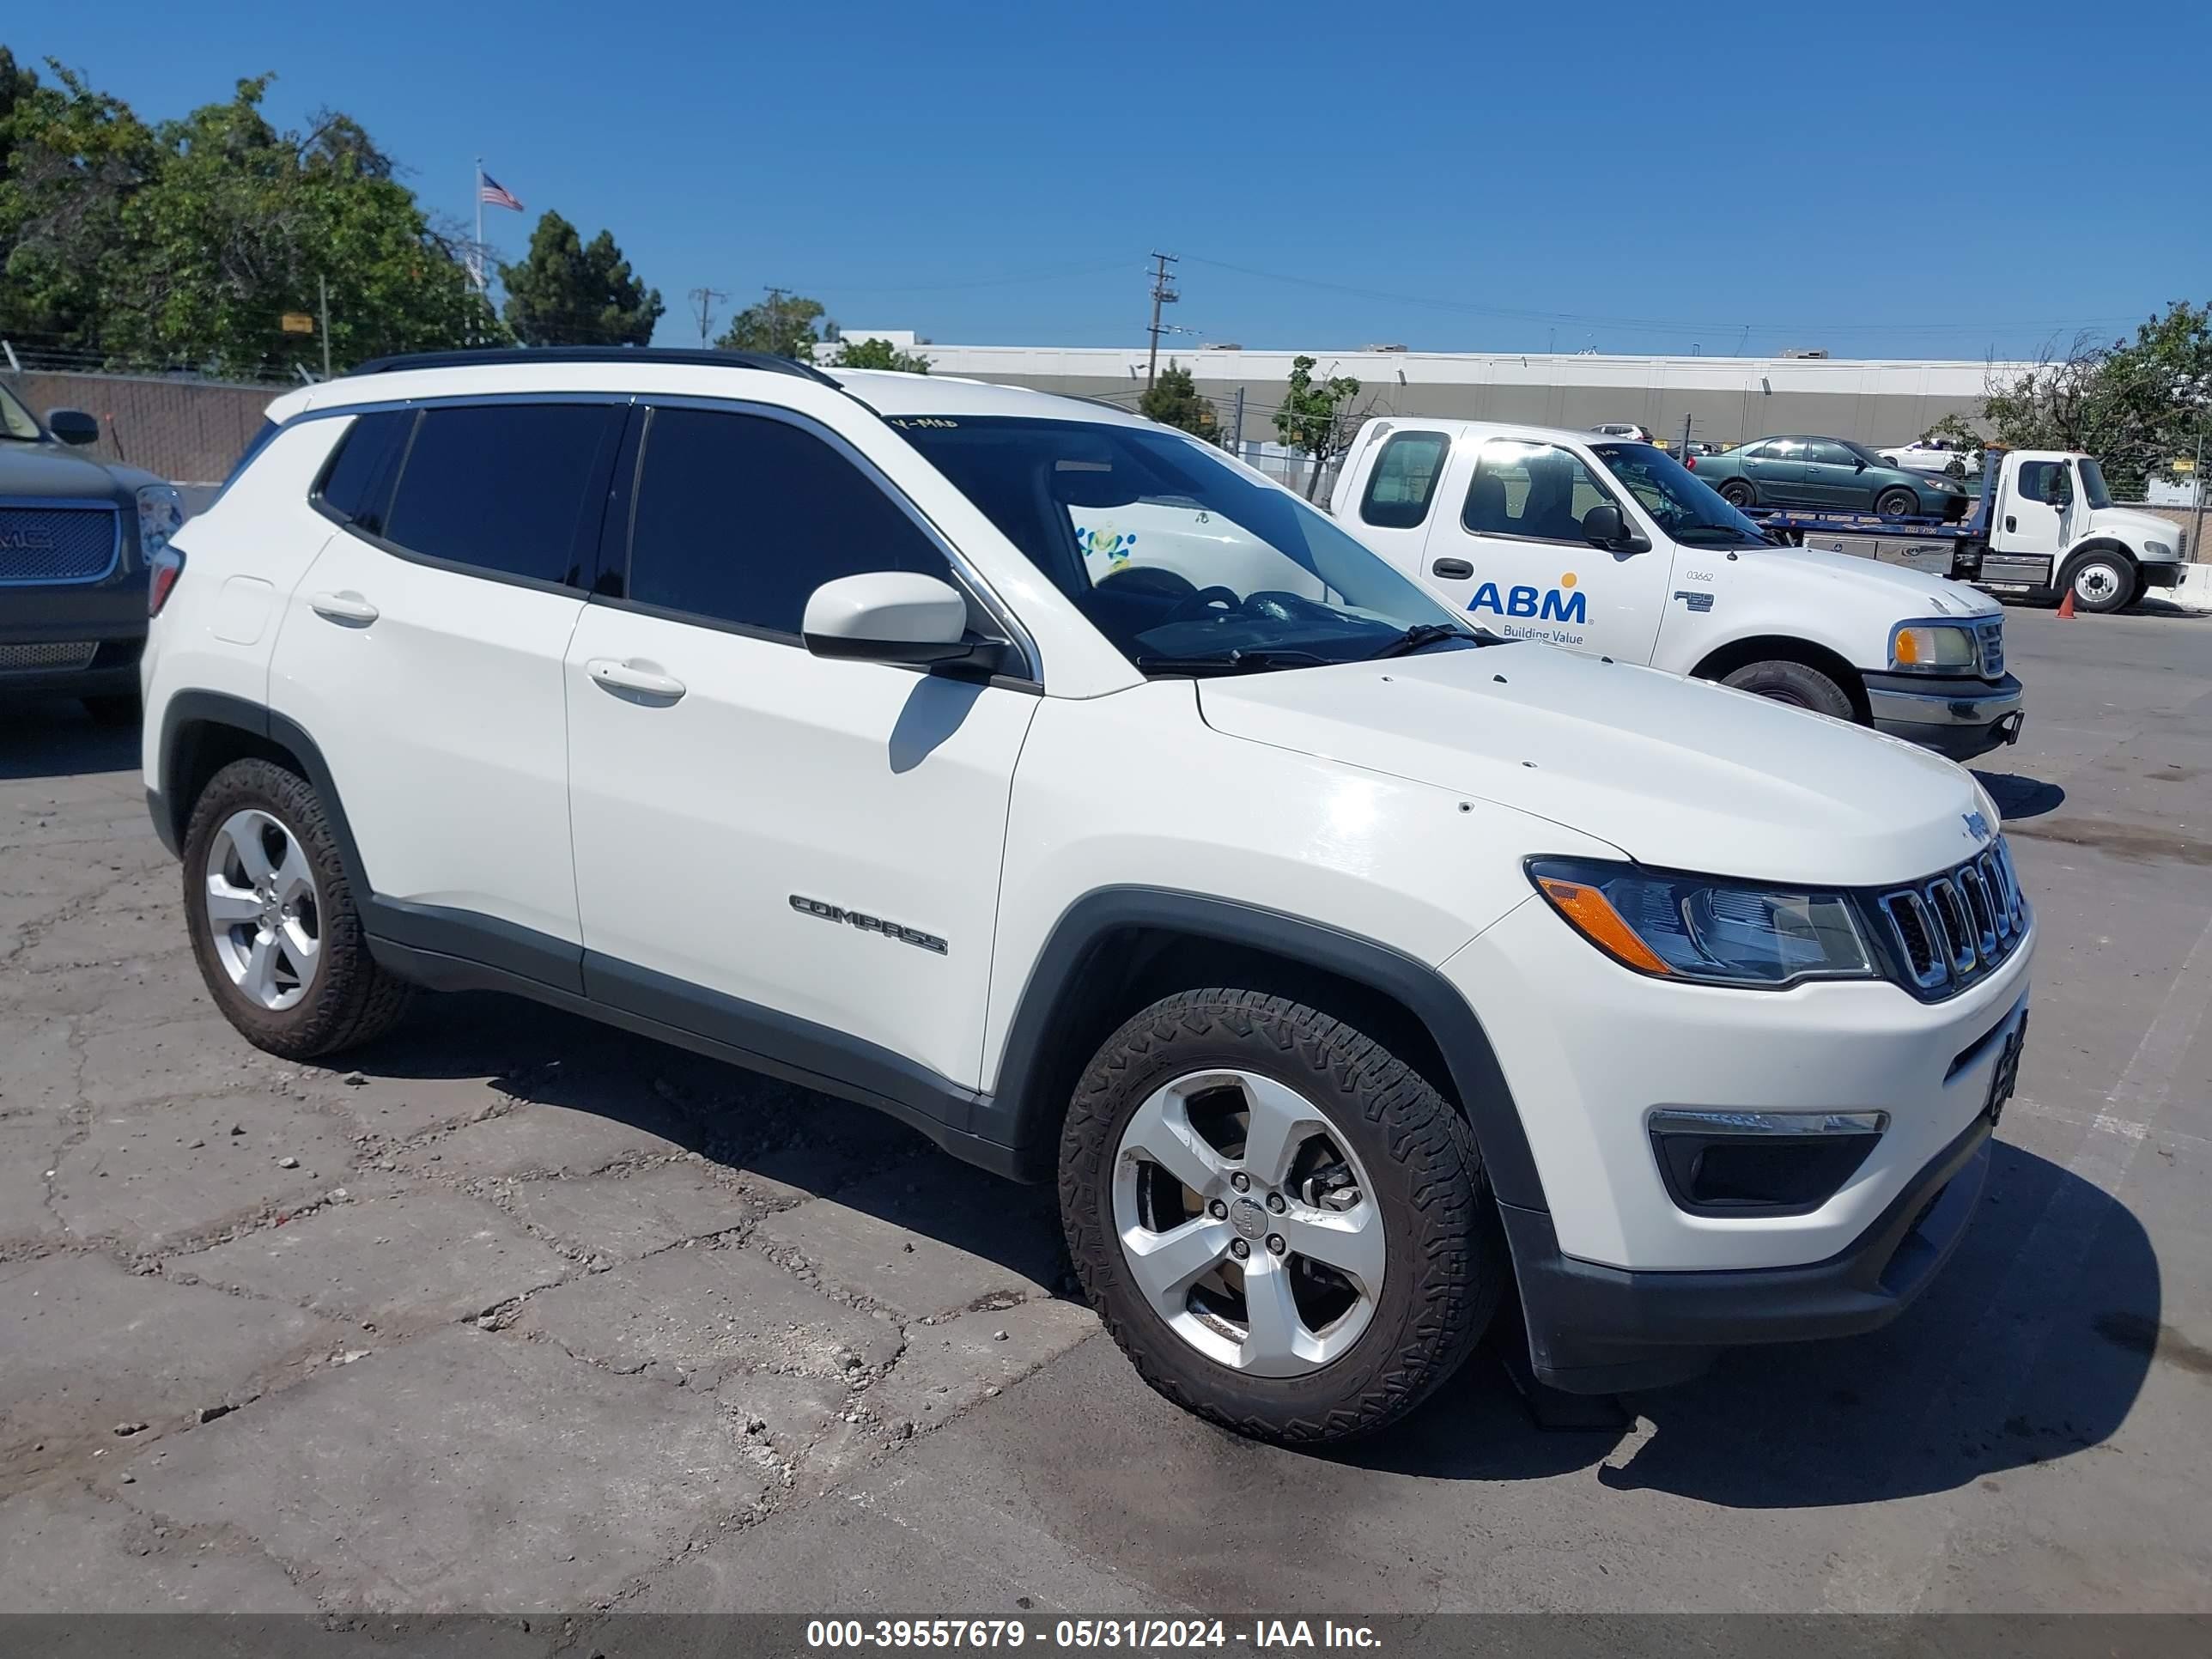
(2057, 588), (2076, 619)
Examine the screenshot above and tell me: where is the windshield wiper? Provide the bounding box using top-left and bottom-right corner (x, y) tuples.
(1133, 647), (1337, 676)
(1367, 623), (1479, 659)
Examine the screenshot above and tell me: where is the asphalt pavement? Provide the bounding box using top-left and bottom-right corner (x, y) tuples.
(1, 600), (2207, 1621)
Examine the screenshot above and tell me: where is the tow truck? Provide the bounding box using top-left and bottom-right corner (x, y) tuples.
(1745, 447), (2185, 614)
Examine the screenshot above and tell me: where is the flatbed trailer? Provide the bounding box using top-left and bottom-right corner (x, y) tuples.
(1738, 447), (2187, 612)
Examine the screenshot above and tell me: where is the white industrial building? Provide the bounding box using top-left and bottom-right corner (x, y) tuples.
(828, 331), (2019, 452)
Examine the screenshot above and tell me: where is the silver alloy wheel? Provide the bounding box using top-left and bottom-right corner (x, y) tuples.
(1112, 1068), (1383, 1377)
(204, 808), (321, 1012)
(2073, 559), (2124, 605)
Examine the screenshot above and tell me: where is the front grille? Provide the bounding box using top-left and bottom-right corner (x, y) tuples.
(1975, 618), (2004, 678)
(1875, 838), (2028, 999)
(0, 641), (98, 675)
(0, 502), (123, 585)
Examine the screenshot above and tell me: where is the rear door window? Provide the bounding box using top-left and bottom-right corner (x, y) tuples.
(313, 409), (414, 537)
(1359, 431), (1452, 530)
(381, 403), (623, 587)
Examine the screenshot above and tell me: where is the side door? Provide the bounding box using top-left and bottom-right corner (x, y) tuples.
(562, 400), (1038, 1092)
(1799, 438), (1872, 507)
(1423, 435), (1670, 663)
(268, 400), (623, 971)
(1347, 427), (1455, 592)
(1995, 457), (2072, 558)
(1739, 437), (1809, 504)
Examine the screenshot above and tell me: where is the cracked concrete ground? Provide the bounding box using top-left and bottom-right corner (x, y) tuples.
(1, 605), (2209, 1626)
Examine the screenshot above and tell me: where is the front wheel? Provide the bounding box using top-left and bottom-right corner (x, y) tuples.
(1720, 658), (1856, 720)
(1059, 988), (1503, 1445)
(1875, 487), (1921, 518)
(2063, 550), (2134, 614)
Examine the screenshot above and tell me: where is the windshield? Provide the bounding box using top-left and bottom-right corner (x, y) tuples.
(2078, 459), (2114, 509)
(1589, 442), (1770, 548)
(0, 382), (40, 442)
(893, 416), (1479, 672)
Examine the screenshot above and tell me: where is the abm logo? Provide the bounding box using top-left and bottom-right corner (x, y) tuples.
(1468, 571), (1585, 623)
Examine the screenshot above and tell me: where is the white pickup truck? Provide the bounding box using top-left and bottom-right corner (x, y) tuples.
(1317, 418), (2024, 761)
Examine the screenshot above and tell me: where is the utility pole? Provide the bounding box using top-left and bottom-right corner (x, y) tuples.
(318, 273), (332, 381)
(1145, 252), (1179, 389)
(2192, 427), (2206, 570)
(689, 286), (728, 347)
(1231, 386), (1245, 457)
(1679, 411), (1692, 461)
(763, 286), (787, 354)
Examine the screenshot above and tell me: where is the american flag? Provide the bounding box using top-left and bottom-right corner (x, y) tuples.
(479, 173), (524, 212)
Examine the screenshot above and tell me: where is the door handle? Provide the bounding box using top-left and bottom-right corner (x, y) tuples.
(308, 591), (379, 625)
(1431, 557), (1474, 580)
(2004, 515), (2016, 533)
(586, 658), (687, 702)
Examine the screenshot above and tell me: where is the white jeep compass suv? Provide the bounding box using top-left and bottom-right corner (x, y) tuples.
(143, 348), (2033, 1443)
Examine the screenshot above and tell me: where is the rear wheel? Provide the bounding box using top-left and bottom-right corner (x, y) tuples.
(1720, 658), (1856, 720)
(181, 758), (412, 1059)
(2063, 550), (2133, 614)
(1875, 487), (1921, 518)
(1717, 478), (1756, 509)
(1059, 988), (1503, 1445)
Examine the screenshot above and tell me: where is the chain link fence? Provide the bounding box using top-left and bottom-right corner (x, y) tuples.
(2, 364), (280, 483)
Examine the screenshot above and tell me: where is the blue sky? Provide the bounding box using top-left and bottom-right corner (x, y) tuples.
(15, 0), (2207, 359)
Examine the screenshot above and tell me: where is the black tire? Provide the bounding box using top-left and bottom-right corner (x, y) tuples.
(2060, 549), (2134, 614)
(1059, 988), (1504, 1445)
(82, 693), (140, 727)
(181, 757), (412, 1059)
(1875, 487), (1920, 518)
(1720, 657), (1856, 720)
(1717, 478), (1756, 509)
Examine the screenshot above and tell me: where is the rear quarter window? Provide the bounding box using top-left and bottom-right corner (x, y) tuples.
(312, 409), (415, 537)
(1360, 431), (1451, 530)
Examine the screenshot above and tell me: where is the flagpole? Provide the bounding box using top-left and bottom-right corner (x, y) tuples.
(473, 155), (484, 291)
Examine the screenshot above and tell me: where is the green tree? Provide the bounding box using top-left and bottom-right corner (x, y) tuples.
(831, 334), (931, 374)
(1139, 359), (1218, 441)
(1951, 301), (2212, 496)
(101, 76), (498, 376)
(500, 210), (661, 347)
(1272, 355), (1362, 499)
(0, 51), (157, 349)
(717, 293), (830, 359)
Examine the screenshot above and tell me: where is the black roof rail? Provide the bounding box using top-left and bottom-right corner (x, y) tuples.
(348, 345), (842, 387)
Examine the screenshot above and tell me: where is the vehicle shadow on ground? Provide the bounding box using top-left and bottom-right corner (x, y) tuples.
(0, 698), (140, 783)
(326, 990), (1074, 1288)
(1973, 769), (2065, 819)
(1340, 1137), (2159, 1506)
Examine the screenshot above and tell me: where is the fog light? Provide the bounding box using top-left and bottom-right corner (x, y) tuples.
(1649, 1109), (1887, 1215)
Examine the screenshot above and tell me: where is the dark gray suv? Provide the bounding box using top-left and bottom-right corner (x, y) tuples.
(1, 379), (184, 722)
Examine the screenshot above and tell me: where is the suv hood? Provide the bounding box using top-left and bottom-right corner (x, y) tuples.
(1198, 645), (1994, 889)
(0, 441), (135, 501)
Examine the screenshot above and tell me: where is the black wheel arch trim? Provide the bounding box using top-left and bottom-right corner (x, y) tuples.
(987, 886), (1547, 1210)
(152, 690), (373, 891)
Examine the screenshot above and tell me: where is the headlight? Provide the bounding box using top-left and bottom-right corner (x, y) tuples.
(2144, 540), (2172, 560)
(137, 484), (185, 562)
(1890, 620), (1978, 672)
(1527, 858), (1874, 988)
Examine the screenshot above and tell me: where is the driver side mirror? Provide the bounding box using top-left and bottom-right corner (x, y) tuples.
(1581, 503), (1646, 553)
(46, 408), (100, 447)
(801, 572), (1006, 672)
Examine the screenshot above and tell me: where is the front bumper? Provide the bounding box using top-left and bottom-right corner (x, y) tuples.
(1865, 671), (2023, 761)
(2140, 562), (2183, 591)
(0, 571), (148, 698)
